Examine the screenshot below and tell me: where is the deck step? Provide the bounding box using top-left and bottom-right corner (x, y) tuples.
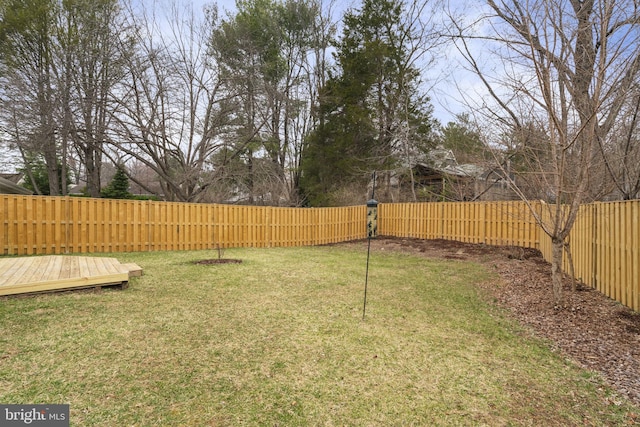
(123, 263), (144, 277)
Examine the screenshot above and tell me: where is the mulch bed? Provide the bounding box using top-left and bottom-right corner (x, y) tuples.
(341, 236), (640, 406)
(194, 259), (242, 265)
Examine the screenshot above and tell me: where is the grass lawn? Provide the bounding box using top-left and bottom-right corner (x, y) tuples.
(1, 245), (638, 426)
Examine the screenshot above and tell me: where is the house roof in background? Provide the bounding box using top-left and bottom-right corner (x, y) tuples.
(0, 176), (32, 195)
(0, 173), (22, 184)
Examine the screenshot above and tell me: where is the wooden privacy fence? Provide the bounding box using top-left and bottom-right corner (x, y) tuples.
(0, 197), (540, 255)
(0, 196), (366, 255)
(1, 195), (639, 311)
(538, 201), (640, 311)
(378, 201), (541, 249)
(383, 200), (640, 311)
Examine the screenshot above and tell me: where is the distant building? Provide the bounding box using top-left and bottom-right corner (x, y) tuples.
(0, 173), (32, 195)
(408, 147), (518, 201)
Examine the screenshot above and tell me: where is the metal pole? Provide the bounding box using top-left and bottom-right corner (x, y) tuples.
(363, 233), (372, 320)
(363, 172), (376, 321)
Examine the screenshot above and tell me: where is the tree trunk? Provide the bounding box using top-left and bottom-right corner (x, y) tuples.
(551, 237), (565, 307)
(564, 241), (578, 292)
(43, 138), (60, 196)
(84, 145), (102, 198)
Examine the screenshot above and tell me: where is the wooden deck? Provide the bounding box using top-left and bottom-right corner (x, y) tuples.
(0, 256), (142, 296)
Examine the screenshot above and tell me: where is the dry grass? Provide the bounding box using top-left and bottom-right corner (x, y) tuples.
(0, 245), (637, 426)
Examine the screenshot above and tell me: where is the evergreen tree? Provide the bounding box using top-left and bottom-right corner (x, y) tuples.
(209, 0), (321, 204)
(300, 0), (435, 206)
(101, 166), (132, 199)
(440, 113), (485, 164)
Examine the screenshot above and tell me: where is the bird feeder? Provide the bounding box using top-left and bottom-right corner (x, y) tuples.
(366, 198), (378, 238)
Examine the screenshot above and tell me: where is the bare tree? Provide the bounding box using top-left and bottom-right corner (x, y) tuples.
(388, 0), (443, 203)
(109, 2), (233, 202)
(598, 83), (640, 200)
(1, 0), (130, 196)
(58, 0), (129, 197)
(0, 0), (61, 194)
(449, 0), (640, 306)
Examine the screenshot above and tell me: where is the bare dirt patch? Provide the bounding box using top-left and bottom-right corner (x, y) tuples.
(340, 236), (640, 406)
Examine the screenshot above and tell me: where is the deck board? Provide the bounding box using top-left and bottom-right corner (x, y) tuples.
(41, 257), (61, 283)
(0, 256), (142, 296)
(2, 258), (32, 287)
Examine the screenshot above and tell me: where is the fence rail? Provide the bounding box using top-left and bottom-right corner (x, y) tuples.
(1, 195), (639, 311)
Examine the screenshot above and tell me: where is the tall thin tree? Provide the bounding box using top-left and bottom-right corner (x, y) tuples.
(450, 0), (640, 305)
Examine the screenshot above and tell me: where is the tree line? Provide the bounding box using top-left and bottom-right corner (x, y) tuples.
(1, 1), (639, 201)
(0, 0), (435, 205)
